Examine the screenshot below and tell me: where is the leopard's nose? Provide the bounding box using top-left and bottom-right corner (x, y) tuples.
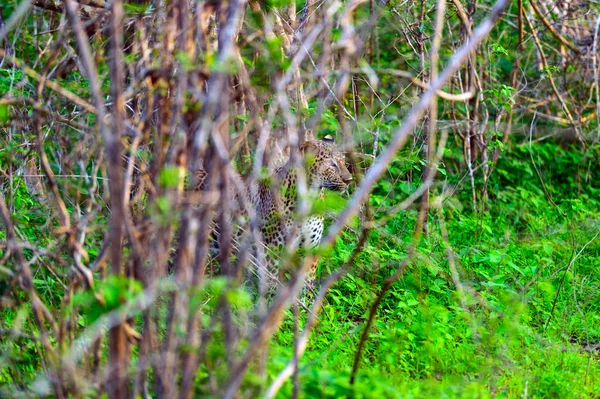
(342, 175), (353, 184)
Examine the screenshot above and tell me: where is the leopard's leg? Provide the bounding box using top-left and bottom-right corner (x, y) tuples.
(300, 256), (319, 302)
(299, 216), (324, 300)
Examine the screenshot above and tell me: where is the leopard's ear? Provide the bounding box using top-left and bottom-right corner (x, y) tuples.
(300, 140), (319, 155)
(322, 135), (335, 143)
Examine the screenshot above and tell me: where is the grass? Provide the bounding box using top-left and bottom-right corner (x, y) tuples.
(1, 139), (599, 398)
(265, 141), (600, 398)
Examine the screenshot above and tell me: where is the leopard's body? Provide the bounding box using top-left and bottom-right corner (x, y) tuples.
(248, 137), (352, 289)
(195, 137), (352, 291)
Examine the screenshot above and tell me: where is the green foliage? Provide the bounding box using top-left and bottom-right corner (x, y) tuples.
(542, 65), (560, 79)
(483, 84), (516, 111)
(1, 0), (600, 397)
(74, 275), (144, 325)
(0, 69), (29, 98)
(159, 165), (185, 189)
(265, 140), (600, 398)
(0, 104), (9, 123)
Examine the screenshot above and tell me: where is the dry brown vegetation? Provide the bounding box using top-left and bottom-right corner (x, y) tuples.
(1, 0), (600, 398)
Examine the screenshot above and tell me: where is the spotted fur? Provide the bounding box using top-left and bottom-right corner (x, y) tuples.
(249, 137), (352, 289)
(193, 137), (352, 292)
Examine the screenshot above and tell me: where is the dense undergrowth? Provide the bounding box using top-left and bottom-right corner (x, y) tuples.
(1, 138), (599, 398)
(1, 0), (600, 397)
(2, 133), (599, 398)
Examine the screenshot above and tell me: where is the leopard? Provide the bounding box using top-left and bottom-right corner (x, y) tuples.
(247, 136), (352, 291)
(194, 136), (352, 293)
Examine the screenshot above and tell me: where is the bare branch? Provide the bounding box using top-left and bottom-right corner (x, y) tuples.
(323, 0), (512, 247)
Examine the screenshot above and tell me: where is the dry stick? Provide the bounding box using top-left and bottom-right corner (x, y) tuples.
(239, 2), (509, 393)
(459, 1), (481, 214)
(33, 124), (71, 234)
(33, 87), (90, 394)
(524, 115), (577, 333)
(106, 0), (129, 396)
(183, 1), (247, 397)
(349, 0), (510, 384)
(56, 279), (179, 375)
(349, 68), (474, 101)
(177, 139), (260, 399)
(216, 125), (236, 375)
(284, 0), (310, 141)
(524, 9), (586, 148)
(518, 107), (595, 125)
(249, 13), (326, 184)
(150, 12), (184, 397)
(517, 0), (524, 48)
(434, 203), (468, 311)
(451, 0), (472, 35)
(267, 20), (311, 265)
(322, 0), (512, 248)
(371, 130), (448, 228)
(593, 13), (600, 143)
(233, 3), (514, 395)
(63, 0), (129, 396)
(264, 226), (371, 399)
(291, 300), (300, 399)
(529, 0), (580, 54)
(61, 0), (108, 146)
(0, 193), (64, 397)
(0, 98), (88, 130)
(178, 200), (215, 399)
(232, 46), (264, 142)
(160, 2), (198, 396)
(349, 127), (449, 386)
(0, 48), (95, 113)
(0, 6), (13, 67)
(305, 0), (388, 133)
(420, 0), (445, 236)
(31, 67), (95, 294)
(349, 218), (423, 385)
(223, 255), (314, 399)
(484, 0), (521, 195)
(121, 135), (145, 263)
(34, 0), (106, 11)
(545, 229), (600, 332)
(190, 0), (245, 167)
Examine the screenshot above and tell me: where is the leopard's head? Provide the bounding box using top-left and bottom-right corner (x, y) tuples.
(301, 136), (352, 192)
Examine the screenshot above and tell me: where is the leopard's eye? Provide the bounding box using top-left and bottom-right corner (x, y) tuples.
(331, 161), (339, 170)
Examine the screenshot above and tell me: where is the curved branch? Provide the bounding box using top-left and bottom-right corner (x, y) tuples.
(351, 68), (474, 101)
(451, 0), (472, 35)
(529, 0), (581, 54)
(33, 0), (105, 13)
(524, 8), (587, 147)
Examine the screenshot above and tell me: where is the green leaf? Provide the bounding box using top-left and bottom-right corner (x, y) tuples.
(159, 166), (184, 189)
(0, 104), (9, 123)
